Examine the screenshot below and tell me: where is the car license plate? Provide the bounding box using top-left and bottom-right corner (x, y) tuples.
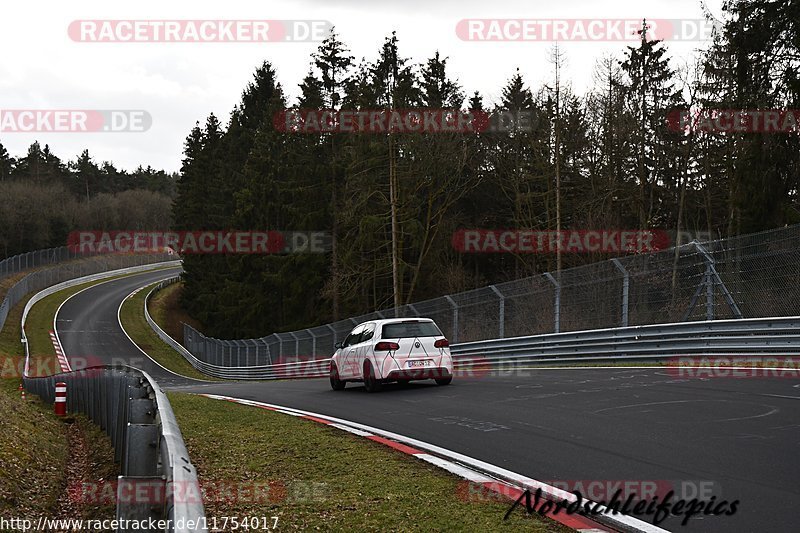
(407, 360), (433, 368)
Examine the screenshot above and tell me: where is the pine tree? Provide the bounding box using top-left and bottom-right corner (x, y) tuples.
(0, 141), (13, 182)
(619, 19), (685, 228)
(71, 150), (101, 201)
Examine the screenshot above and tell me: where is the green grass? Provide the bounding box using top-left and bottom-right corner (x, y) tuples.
(0, 377), (118, 520)
(148, 280), (204, 345)
(22, 268), (177, 373)
(119, 282), (215, 381)
(0, 377), (70, 516)
(23, 279), (115, 373)
(0, 290), (27, 380)
(169, 393), (569, 532)
(0, 264), (167, 524)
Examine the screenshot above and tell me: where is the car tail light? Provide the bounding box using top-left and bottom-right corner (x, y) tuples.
(375, 341), (399, 351)
(434, 339), (449, 348)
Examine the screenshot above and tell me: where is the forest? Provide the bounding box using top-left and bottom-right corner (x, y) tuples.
(175, 2), (797, 338)
(7, 1), (797, 339)
(0, 141), (176, 258)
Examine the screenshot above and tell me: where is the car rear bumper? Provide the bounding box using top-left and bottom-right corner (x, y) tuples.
(384, 367), (452, 381)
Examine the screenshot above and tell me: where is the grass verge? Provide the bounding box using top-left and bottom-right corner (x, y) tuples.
(147, 280), (203, 345)
(169, 393), (569, 532)
(23, 279), (117, 374)
(0, 378), (118, 520)
(119, 282), (215, 381)
(0, 265), (171, 524)
(23, 267), (177, 372)
(0, 377), (68, 516)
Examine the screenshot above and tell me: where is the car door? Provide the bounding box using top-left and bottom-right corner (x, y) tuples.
(357, 322), (376, 377)
(339, 324), (364, 379)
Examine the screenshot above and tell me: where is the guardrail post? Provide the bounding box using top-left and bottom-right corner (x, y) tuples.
(444, 295), (458, 343)
(544, 272), (560, 333)
(489, 285), (505, 338)
(611, 259), (629, 327)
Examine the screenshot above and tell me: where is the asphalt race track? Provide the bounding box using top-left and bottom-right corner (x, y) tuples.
(56, 270), (800, 532)
(55, 267), (200, 388)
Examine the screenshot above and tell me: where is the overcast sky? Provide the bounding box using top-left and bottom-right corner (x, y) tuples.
(1, 0), (724, 172)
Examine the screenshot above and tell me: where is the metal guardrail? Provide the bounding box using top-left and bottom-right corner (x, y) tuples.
(19, 261), (183, 375)
(449, 316), (800, 368)
(145, 278), (329, 380)
(17, 261), (205, 532)
(181, 224), (800, 367)
(146, 278), (800, 380)
(1, 251), (176, 334)
(23, 367), (207, 533)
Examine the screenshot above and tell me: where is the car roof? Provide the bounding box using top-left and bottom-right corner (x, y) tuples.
(355, 317), (436, 328)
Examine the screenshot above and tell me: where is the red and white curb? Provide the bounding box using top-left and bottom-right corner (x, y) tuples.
(198, 394), (666, 533)
(49, 330), (71, 372)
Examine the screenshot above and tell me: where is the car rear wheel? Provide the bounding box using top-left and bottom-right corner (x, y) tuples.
(330, 364), (346, 391)
(363, 361), (382, 392)
(435, 376), (452, 386)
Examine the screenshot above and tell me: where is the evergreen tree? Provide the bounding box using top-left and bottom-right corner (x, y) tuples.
(619, 20), (685, 227)
(0, 140), (13, 182)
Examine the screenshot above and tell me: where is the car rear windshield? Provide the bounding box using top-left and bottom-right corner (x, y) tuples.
(381, 321), (443, 338)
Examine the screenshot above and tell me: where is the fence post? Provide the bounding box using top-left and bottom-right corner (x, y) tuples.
(288, 332), (299, 358)
(544, 272), (560, 333)
(705, 266), (714, 320)
(327, 324), (337, 352)
(489, 285), (505, 338)
(444, 295), (458, 343)
(611, 259), (629, 327)
(693, 241), (742, 319)
(307, 329), (316, 358)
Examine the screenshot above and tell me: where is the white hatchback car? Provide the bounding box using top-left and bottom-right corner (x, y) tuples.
(329, 318), (454, 392)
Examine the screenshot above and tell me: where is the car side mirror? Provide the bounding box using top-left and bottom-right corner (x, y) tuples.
(334, 341), (343, 349)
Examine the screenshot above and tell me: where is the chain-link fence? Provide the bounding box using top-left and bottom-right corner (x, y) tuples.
(0, 246), (107, 281)
(182, 224), (800, 368)
(0, 252), (176, 333)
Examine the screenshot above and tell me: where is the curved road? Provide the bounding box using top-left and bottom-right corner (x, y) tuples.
(56, 270), (800, 532)
(55, 267), (199, 388)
